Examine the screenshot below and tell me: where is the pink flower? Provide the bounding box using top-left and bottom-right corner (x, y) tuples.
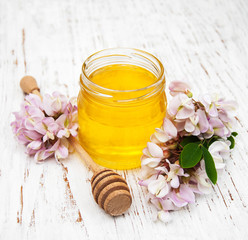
(155, 160), (189, 188)
(169, 81), (192, 97)
(217, 99), (237, 134)
(209, 118), (225, 137)
(200, 94), (218, 117)
(189, 161), (212, 194)
(34, 117), (59, 142)
(11, 92), (78, 162)
(147, 175), (170, 198)
(34, 138), (70, 163)
(27, 140), (42, 152)
(184, 109), (209, 136)
(150, 199), (173, 223)
(184, 113), (200, 135)
(25, 94), (43, 109)
(197, 109), (209, 133)
(56, 114), (78, 138)
(43, 92), (68, 116)
(200, 94), (237, 138)
(141, 142), (164, 168)
(151, 197), (178, 212)
(201, 94), (237, 118)
(151, 118), (178, 143)
(168, 184), (195, 207)
(168, 93), (195, 120)
(11, 95), (45, 135)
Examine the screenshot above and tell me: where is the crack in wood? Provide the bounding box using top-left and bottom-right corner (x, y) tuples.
(228, 172), (247, 208)
(206, 201), (212, 212)
(60, 162), (76, 204)
(76, 210), (83, 222)
(39, 172), (44, 187)
(113, 217), (120, 239)
(17, 185), (24, 224)
(228, 190), (234, 201)
(200, 63), (209, 77)
(29, 209), (35, 228)
(216, 184), (228, 208)
(24, 168), (29, 182)
(235, 116), (244, 128)
(186, 205), (193, 219)
(215, 29), (227, 49)
(22, 29), (27, 73)
(59, 161), (89, 237)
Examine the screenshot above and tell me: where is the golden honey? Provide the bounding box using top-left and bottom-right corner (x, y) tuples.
(78, 48), (166, 169)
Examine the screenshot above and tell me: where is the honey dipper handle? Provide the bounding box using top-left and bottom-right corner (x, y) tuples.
(69, 136), (102, 173)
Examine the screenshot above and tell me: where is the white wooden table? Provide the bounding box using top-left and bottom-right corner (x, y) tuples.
(1, 0), (248, 239)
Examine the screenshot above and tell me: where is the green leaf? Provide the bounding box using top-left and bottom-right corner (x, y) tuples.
(180, 136), (200, 148)
(201, 146), (217, 184)
(180, 143), (203, 168)
(203, 140), (208, 148)
(227, 135), (235, 149)
(231, 132), (238, 137)
(179, 152), (182, 166)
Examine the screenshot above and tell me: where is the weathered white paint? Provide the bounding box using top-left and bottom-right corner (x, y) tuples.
(0, 0), (248, 239)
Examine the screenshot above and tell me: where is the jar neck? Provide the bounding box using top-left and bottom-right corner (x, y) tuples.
(80, 48), (165, 104)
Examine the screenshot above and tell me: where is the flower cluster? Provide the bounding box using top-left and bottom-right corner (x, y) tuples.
(168, 81), (236, 139)
(11, 92), (78, 162)
(139, 81), (237, 223)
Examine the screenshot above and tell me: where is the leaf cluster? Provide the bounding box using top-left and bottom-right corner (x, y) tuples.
(179, 132), (237, 184)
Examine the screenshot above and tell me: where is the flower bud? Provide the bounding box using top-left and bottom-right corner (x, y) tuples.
(163, 150), (171, 158)
(186, 90), (193, 98)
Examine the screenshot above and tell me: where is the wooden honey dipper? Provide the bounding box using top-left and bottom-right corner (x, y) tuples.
(20, 76), (132, 216)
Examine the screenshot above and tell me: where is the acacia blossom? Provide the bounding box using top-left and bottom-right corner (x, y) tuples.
(168, 93), (195, 120)
(155, 160), (189, 188)
(11, 93), (78, 162)
(167, 82), (237, 139)
(139, 80), (237, 223)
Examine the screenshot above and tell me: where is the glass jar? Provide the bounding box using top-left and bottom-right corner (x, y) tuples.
(78, 48), (166, 170)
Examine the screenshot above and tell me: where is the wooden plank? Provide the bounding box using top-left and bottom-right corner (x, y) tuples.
(0, 0), (248, 239)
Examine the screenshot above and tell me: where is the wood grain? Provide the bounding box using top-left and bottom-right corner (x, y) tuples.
(1, 0), (248, 239)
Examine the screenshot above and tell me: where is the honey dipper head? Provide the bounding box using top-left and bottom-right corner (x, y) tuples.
(91, 169), (132, 216)
(20, 76), (39, 94)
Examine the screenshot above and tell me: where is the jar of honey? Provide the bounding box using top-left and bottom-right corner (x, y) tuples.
(78, 48), (166, 170)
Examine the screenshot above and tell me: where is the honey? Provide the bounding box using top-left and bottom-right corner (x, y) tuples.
(78, 48), (166, 169)
(89, 64), (157, 91)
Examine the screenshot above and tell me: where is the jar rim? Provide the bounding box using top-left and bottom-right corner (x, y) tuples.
(81, 48), (164, 93)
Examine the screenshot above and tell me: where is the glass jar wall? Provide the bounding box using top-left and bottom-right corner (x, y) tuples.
(78, 48), (167, 169)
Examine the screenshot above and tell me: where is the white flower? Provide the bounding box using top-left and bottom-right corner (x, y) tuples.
(141, 142), (164, 168)
(148, 175), (170, 198)
(155, 160), (189, 189)
(190, 161), (212, 194)
(209, 140), (230, 169)
(168, 93), (195, 120)
(151, 118), (178, 143)
(157, 211), (171, 223)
